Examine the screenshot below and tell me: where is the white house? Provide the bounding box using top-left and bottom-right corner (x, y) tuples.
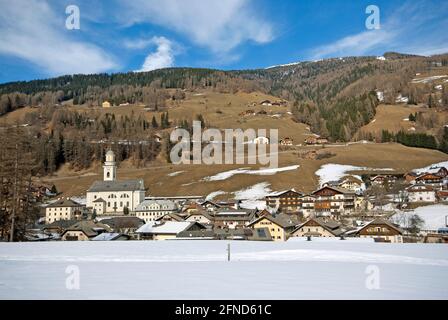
(86, 150), (146, 216)
(406, 184), (437, 203)
(45, 198), (84, 224)
(134, 199), (178, 223)
(251, 136), (270, 145)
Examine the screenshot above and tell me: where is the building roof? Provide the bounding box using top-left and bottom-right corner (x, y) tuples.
(91, 233), (129, 241)
(406, 184), (435, 192)
(87, 179), (145, 192)
(42, 219), (79, 230)
(248, 213), (297, 229)
(136, 221), (197, 235)
(135, 199), (177, 211)
(156, 213), (185, 222)
(62, 221), (112, 237)
(312, 185), (355, 195)
(100, 217), (145, 229)
(293, 218), (344, 236)
(266, 189), (304, 197)
(185, 211), (214, 221)
(46, 198), (83, 208)
(349, 218), (403, 235)
(93, 198), (106, 203)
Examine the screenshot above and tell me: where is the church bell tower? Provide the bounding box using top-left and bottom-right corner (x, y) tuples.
(103, 149), (117, 181)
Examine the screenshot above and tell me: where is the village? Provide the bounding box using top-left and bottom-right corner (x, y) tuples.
(26, 149), (448, 244)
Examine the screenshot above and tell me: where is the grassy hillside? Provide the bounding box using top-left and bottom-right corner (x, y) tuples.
(41, 141), (448, 198)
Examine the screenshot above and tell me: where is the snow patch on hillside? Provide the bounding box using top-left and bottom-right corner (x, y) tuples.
(167, 171), (184, 177)
(233, 182), (271, 209)
(413, 161), (448, 174)
(203, 165), (300, 181)
(206, 191), (226, 201)
(315, 164), (393, 186)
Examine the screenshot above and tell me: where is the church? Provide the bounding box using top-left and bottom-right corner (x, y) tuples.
(86, 150), (146, 216)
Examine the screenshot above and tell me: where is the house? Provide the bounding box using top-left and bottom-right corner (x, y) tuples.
(370, 175), (397, 186)
(185, 211), (214, 225)
(199, 200), (222, 212)
(251, 136), (270, 145)
(86, 150), (146, 216)
(338, 176), (364, 193)
(424, 233), (448, 243)
(182, 202), (203, 214)
(299, 195), (316, 218)
(155, 213), (185, 222)
(42, 219), (79, 238)
(61, 221), (112, 241)
(291, 218), (344, 238)
(134, 199), (178, 223)
(280, 137), (293, 146)
(414, 173), (444, 189)
(425, 166), (448, 178)
(437, 190), (448, 202)
(247, 214), (296, 241)
(91, 233), (130, 241)
(354, 196), (374, 211)
(265, 189), (304, 212)
(100, 216), (145, 238)
(406, 184), (437, 203)
(346, 218), (403, 243)
(213, 209), (257, 230)
(102, 101), (111, 108)
(45, 198), (84, 224)
(312, 186), (356, 216)
(305, 135), (328, 145)
(260, 100), (272, 106)
(404, 172), (418, 183)
(136, 221), (206, 240)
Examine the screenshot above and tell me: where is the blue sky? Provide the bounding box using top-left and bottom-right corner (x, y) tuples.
(0, 0), (448, 83)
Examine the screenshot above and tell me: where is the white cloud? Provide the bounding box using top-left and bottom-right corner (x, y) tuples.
(309, 1), (448, 60)
(115, 0), (274, 53)
(0, 0), (117, 76)
(136, 37), (175, 72)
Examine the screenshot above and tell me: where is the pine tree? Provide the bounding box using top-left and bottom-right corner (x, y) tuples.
(151, 115), (158, 128)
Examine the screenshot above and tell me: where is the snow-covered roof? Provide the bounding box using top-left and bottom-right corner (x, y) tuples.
(136, 222), (193, 234)
(91, 233), (124, 241)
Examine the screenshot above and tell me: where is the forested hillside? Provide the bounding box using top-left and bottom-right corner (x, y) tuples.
(1, 52), (448, 147)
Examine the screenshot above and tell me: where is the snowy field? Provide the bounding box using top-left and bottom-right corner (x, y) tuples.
(1, 240), (448, 300)
(392, 204), (448, 231)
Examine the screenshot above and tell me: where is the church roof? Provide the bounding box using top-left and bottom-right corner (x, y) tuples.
(87, 179), (145, 192)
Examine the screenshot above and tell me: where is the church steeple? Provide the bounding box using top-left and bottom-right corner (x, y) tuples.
(103, 149), (117, 181)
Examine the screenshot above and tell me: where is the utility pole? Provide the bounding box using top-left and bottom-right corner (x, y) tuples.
(227, 243), (231, 262)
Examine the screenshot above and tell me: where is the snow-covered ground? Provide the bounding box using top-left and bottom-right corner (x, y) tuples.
(206, 191), (227, 201)
(315, 164), (393, 186)
(392, 204), (448, 231)
(233, 182), (271, 209)
(203, 165), (300, 182)
(412, 75), (448, 84)
(413, 161), (448, 174)
(0, 240), (447, 299)
(167, 171), (184, 177)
